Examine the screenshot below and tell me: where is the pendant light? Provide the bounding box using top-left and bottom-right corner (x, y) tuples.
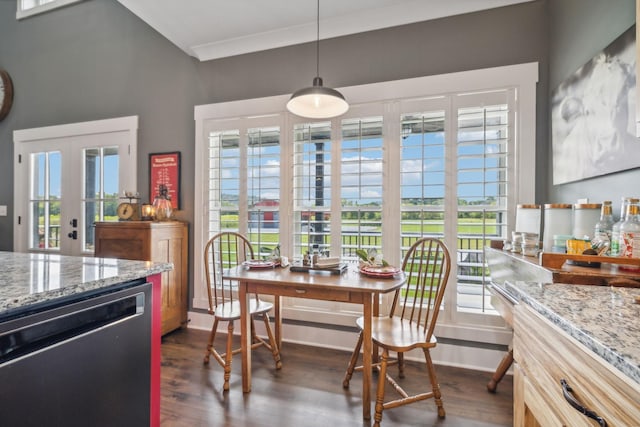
(286, 0), (349, 119)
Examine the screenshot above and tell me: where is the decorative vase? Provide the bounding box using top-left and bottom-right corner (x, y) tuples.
(152, 184), (173, 221)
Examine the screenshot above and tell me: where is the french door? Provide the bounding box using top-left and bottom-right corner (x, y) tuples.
(14, 116), (138, 256)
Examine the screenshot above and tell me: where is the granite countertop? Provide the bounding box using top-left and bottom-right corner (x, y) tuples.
(504, 280), (640, 386)
(0, 251), (172, 316)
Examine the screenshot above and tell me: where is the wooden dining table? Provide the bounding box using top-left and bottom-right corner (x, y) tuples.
(224, 263), (406, 420)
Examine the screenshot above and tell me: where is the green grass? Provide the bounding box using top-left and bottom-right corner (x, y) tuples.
(221, 214), (498, 253)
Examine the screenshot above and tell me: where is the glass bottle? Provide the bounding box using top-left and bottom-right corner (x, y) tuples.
(610, 197), (631, 256)
(618, 198), (640, 259)
(152, 184), (173, 221)
(593, 200), (613, 254)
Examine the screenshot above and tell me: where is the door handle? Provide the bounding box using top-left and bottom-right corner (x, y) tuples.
(67, 230), (78, 240)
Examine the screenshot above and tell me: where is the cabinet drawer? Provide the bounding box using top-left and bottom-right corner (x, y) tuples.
(248, 283), (363, 304)
(514, 304), (640, 426)
(521, 367), (564, 427)
(94, 227), (150, 260)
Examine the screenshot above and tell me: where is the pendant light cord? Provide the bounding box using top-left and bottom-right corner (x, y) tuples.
(316, 0), (320, 78)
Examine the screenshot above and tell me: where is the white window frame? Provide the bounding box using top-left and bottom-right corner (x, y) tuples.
(194, 63), (537, 343)
(16, 0), (84, 20)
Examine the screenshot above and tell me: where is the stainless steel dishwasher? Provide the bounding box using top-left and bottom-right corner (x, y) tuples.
(0, 280), (152, 427)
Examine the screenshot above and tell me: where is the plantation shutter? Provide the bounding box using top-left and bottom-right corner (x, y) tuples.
(454, 90), (511, 315)
(340, 116), (384, 259)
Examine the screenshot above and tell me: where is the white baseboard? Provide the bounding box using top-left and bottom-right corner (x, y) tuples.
(186, 310), (511, 374)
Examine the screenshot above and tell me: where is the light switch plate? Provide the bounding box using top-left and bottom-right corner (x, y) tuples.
(0, 205), (7, 216)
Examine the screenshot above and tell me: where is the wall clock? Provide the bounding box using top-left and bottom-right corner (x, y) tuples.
(0, 69), (14, 121)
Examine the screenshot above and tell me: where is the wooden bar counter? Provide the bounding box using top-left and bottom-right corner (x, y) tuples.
(485, 247), (640, 426)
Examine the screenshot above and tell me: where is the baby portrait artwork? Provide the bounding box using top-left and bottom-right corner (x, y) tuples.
(551, 25), (639, 184)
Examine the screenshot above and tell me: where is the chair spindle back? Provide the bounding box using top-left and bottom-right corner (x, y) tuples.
(391, 237), (451, 341)
(203, 232), (254, 313)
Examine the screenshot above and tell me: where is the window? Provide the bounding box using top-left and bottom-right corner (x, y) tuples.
(247, 126), (281, 257)
(291, 117), (384, 261)
(400, 107), (447, 244)
(399, 92), (513, 321)
(292, 122), (332, 258)
(194, 63), (538, 341)
(455, 95), (511, 316)
(205, 117), (283, 257)
(17, 0), (84, 20)
(340, 117), (384, 260)
(208, 128), (241, 237)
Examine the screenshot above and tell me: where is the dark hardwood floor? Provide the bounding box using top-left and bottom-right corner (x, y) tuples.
(161, 328), (513, 427)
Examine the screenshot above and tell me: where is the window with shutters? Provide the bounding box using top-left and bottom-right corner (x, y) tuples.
(292, 122), (332, 259)
(455, 95), (511, 318)
(340, 117), (384, 260)
(205, 118), (282, 258)
(194, 63), (537, 340)
(399, 91), (512, 321)
(207, 128), (241, 237)
(247, 126), (281, 257)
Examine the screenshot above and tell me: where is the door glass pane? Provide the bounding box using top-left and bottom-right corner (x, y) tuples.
(30, 151), (61, 250)
(83, 147), (119, 251)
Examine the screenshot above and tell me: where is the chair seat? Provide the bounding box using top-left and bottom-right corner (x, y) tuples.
(356, 316), (437, 353)
(214, 298), (274, 321)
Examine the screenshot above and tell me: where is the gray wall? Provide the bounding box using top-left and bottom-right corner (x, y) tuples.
(0, 0), (549, 244)
(547, 0), (637, 216)
(0, 0), (549, 302)
(0, 0), (200, 249)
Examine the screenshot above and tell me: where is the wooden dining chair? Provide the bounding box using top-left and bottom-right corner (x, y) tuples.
(203, 231), (282, 391)
(342, 237), (451, 426)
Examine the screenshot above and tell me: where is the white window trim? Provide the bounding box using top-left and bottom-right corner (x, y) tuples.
(16, 0), (84, 20)
(193, 62), (538, 344)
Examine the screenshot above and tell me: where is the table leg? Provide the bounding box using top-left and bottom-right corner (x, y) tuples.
(372, 293), (379, 365)
(274, 295), (282, 350)
(362, 294), (372, 420)
(239, 281), (252, 393)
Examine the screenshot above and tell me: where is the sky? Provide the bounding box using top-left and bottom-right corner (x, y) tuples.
(38, 150), (119, 199)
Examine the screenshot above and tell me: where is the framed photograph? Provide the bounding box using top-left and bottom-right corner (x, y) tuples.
(551, 25), (639, 184)
(149, 151), (181, 209)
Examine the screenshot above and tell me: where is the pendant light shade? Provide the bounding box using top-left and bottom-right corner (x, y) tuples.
(286, 76), (348, 119)
(286, 0), (348, 119)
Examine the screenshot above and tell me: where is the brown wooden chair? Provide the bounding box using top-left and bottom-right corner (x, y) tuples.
(343, 237), (451, 426)
(203, 231), (282, 391)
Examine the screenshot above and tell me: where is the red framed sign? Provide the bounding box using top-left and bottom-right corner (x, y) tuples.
(149, 151), (181, 209)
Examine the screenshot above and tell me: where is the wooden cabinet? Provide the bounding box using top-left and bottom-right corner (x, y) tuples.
(513, 304), (640, 426)
(94, 221), (188, 335)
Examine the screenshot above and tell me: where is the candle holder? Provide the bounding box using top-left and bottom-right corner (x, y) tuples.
(141, 203), (155, 221)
